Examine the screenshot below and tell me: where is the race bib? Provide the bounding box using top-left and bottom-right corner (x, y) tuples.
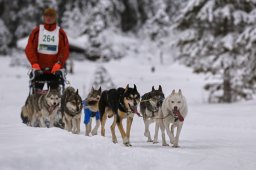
(38, 25), (60, 55)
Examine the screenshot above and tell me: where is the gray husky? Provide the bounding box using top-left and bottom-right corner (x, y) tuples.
(140, 85), (167, 145)
(84, 87), (101, 136)
(61, 87), (83, 134)
(160, 89), (188, 147)
(21, 88), (61, 128)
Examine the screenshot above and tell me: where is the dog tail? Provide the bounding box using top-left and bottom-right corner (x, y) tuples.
(21, 106), (29, 124)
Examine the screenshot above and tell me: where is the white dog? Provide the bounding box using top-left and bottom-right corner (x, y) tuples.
(160, 89), (188, 147)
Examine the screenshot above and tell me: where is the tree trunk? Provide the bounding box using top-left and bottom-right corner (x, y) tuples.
(121, 0), (139, 32)
(223, 67), (232, 103)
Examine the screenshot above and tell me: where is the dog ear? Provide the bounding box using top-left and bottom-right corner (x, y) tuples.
(46, 86), (51, 96)
(98, 86), (102, 93)
(124, 84), (129, 93)
(76, 89), (79, 95)
(152, 86), (155, 91)
(178, 89), (182, 95)
(91, 86), (95, 91)
(134, 84), (137, 90)
(158, 85), (162, 92)
(171, 89), (175, 94)
(58, 87), (61, 93)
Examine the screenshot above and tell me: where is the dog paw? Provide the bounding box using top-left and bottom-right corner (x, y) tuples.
(72, 129), (79, 134)
(153, 140), (159, 144)
(170, 139), (175, 144)
(123, 137), (132, 146)
(112, 139), (118, 144)
(172, 145), (180, 148)
(123, 137), (129, 143)
(91, 130), (98, 136)
(147, 139), (153, 142)
(124, 143), (132, 147)
(172, 141), (180, 148)
(162, 143), (169, 146)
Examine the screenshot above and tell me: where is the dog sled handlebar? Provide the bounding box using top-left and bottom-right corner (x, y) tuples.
(28, 68), (67, 81)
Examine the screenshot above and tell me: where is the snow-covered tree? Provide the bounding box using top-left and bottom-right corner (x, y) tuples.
(91, 66), (115, 90)
(61, 0), (126, 60)
(0, 19), (11, 55)
(165, 0), (189, 23)
(176, 0), (256, 103)
(141, 0), (170, 41)
(61, 1), (88, 38)
(0, 0), (57, 48)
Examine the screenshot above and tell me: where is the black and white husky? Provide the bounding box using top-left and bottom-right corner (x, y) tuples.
(99, 84), (141, 146)
(140, 86), (167, 145)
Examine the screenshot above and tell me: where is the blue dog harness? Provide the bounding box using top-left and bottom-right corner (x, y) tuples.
(83, 101), (100, 125)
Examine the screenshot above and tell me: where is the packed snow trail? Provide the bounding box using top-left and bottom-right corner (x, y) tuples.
(0, 57), (256, 170)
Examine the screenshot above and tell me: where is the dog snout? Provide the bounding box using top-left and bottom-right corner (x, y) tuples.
(174, 106), (178, 110)
(53, 102), (57, 105)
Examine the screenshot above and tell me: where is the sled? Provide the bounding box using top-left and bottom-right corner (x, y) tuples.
(28, 68), (67, 95)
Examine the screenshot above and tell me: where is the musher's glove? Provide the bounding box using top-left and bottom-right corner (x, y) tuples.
(32, 63), (41, 70)
(51, 63), (61, 73)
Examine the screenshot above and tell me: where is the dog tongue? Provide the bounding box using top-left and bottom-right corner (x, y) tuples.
(173, 109), (184, 122)
(49, 106), (55, 113)
(48, 104), (59, 113)
(131, 106), (142, 117)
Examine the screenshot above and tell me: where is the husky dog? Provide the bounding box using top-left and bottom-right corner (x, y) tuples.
(99, 84), (141, 146)
(160, 89), (188, 147)
(140, 85), (167, 145)
(84, 87), (102, 136)
(61, 87), (83, 134)
(21, 88), (61, 128)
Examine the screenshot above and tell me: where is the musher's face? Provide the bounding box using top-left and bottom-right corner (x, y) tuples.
(43, 15), (56, 24)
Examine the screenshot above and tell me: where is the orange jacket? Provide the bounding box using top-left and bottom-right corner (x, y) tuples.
(25, 23), (69, 70)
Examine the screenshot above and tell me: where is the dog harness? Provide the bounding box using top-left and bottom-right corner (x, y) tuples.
(38, 24), (60, 55)
(83, 101), (100, 125)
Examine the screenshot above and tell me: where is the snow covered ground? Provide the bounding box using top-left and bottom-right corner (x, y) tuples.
(0, 56), (256, 170)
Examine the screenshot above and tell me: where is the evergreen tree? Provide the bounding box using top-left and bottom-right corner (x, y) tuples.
(142, 1), (170, 41)
(61, 0), (125, 60)
(92, 66), (115, 90)
(176, 0), (256, 103)
(165, 0), (188, 23)
(0, 0), (57, 49)
(61, 0), (88, 38)
(0, 19), (11, 55)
